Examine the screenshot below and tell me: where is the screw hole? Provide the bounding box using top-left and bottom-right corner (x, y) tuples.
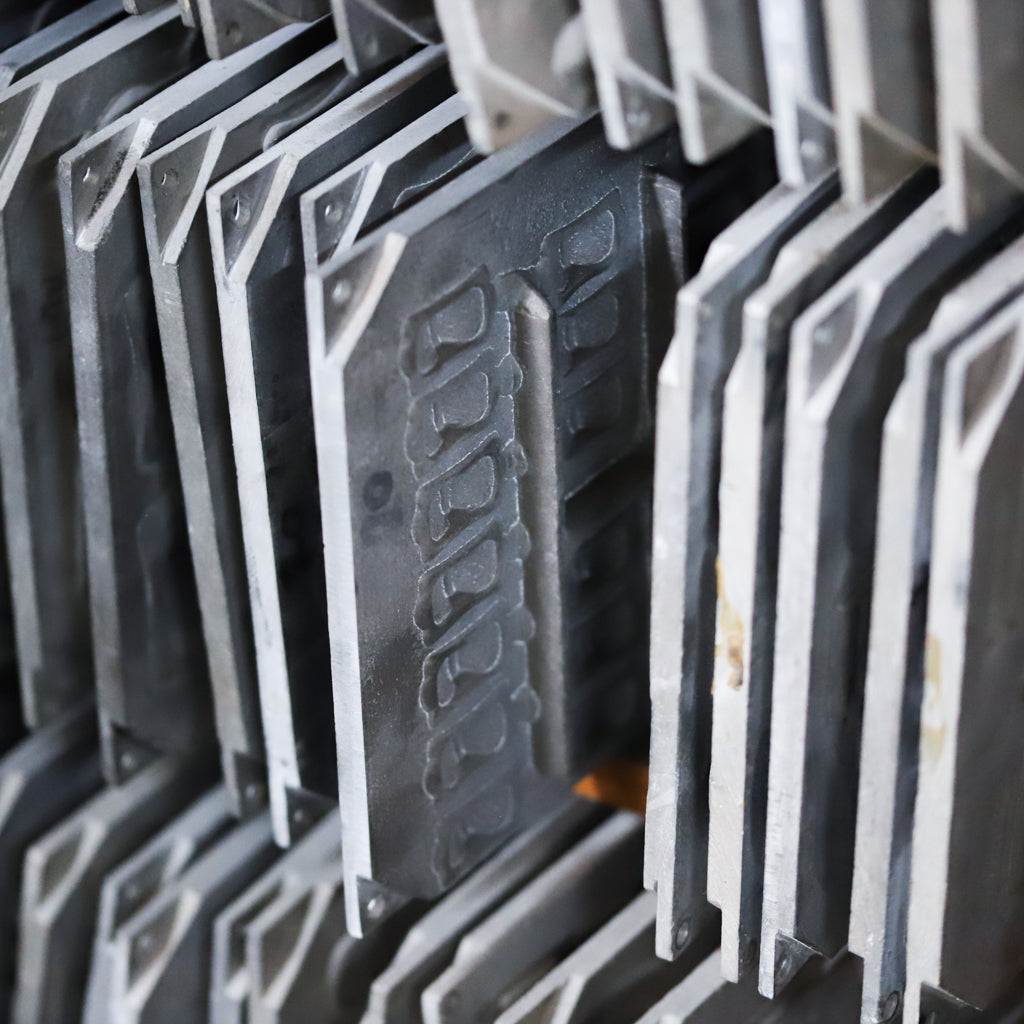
(331, 279), (352, 306)
(231, 195), (250, 225)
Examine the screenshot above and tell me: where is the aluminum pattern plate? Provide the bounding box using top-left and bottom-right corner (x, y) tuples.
(433, 0), (593, 153)
(420, 811), (644, 1024)
(83, 786), (235, 1024)
(756, 0), (835, 184)
(206, 46), (453, 844)
(0, 7), (202, 732)
(660, 0), (772, 163)
(904, 295), (1024, 1021)
(308, 116), (680, 928)
(107, 814), (279, 1024)
(646, 175), (836, 964)
(708, 173), (927, 982)
(13, 757), (208, 1024)
(210, 815), (337, 1024)
(361, 795), (599, 1024)
(759, 187), (1013, 997)
(822, 0), (937, 203)
(0, 0), (121, 90)
(136, 24), (354, 816)
(0, 706), (103, 1013)
(60, 21), (321, 781)
(330, 0), (439, 73)
(578, 0), (674, 151)
(850, 234), (1024, 1024)
(493, 891), (718, 1024)
(933, 0), (1024, 229)
(190, 0), (331, 59)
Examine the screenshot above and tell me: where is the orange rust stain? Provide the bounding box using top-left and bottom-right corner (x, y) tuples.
(716, 557), (745, 691)
(575, 759), (649, 815)
(921, 632), (945, 765)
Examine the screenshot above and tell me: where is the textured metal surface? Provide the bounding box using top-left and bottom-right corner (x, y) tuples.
(0, 0), (92, 50)
(823, 0), (937, 204)
(60, 23), (320, 783)
(0, 706), (103, 1014)
(850, 236), (1024, 1024)
(83, 787), (235, 1024)
(635, 953), (862, 1024)
(660, 0), (771, 164)
(210, 815), (338, 1024)
(933, 0), (1024, 229)
(433, 0), (593, 153)
(903, 296), (1024, 1022)
(137, 22), (349, 818)
(0, 0), (121, 90)
(759, 188), (1013, 998)
(331, 0), (439, 73)
(247, 860), (421, 1024)
(708, 175), (928, 983)
(108, 814), (279, 1024)
(191, 0), (331, 59)
(578, 0), (674, 150)
(206, 47), (452, 844)
(646, 176), (835, 965)
(12, 758), (207, 1024)
(756, 0), (834, 184)
(0, 7), (201, 733)
(493, 892), (718, 1024)
(420, 811), (644, 1024)
(308, 115), (681, 930)
(299, 94), (479, 278)
(362, 795), (600, 1024)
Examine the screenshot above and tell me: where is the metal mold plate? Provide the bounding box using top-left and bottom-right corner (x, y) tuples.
(0, 0), (122, 91)
(307, 116), (681, 927)
(0, 6), (202, 732)
(933, 0), (1024, 229)
(12, 757), (208, 1024)
(823, 0), (937, 204)
(210, 815), (337, 1024)
(83, 786), (235, 1024)
(493, 892), (718, 1024)
(707, 174), (928, 982)
(136, 24), (351, 817)
(578, 0), (674, 151)
(433, 0), (593, 153)
(0, 706), (103, 1013)
(60, 22), (321, 781)
(759, 188), (1015, 997)
(362, 795), (600, 1024)
(107, 814), (280, 1024)
(420, 811), (644, 1024)
(660, 0), (772, 163)
(330, 0), (440, 73)
(756, 0), (835, 184)
(206, 46), (453, 843)
(904, 296), (1024, 1021)
(851, 235), (1024, 1024)
(645, 175), (837, 964)
(0, 0), (95, 50)
(191, 0), (331, 59)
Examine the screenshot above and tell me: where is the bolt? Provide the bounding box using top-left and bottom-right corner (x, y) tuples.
(882, 991), (901, 1022)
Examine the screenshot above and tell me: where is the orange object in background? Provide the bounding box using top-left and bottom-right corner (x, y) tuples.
(574, 759), (649, 815)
